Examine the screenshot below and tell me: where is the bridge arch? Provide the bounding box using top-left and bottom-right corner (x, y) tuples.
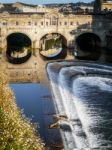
(6, 30), (33, 41)
(39, 31), (68, 43)
(75, 32), (101, 60)
(39, 32), (67, 59)
(2, 30), (33, 50)
(6, 32), (32, 64)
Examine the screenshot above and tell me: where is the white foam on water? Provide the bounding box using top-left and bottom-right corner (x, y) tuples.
(82, 77), (112, 92)
(72, 76), (112, 148)
(58, 68), (91, 149)
(47, 62), (112, 150)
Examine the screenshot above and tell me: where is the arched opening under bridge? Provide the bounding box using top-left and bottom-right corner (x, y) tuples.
(75, 32), (101, 61)
(6, 32), (32, 64)
(39, 33), (67, 60)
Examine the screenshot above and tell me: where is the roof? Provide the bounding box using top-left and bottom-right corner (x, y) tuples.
(13, 2), (37, 7)
(0, 2), (46, 13)
(0, 3), (17, 13)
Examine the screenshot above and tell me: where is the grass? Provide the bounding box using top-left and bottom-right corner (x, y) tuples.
(0, 70), (45, 150)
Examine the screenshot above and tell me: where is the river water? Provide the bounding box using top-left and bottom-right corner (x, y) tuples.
(10, 61), (112, 150)
(10, 83), (52, 142)
(72, 76), (112, 148)
(47, 61), (112, 150)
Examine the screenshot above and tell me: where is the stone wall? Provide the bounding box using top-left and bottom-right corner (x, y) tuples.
(0, 11), (109, 51)
(0, 12), (111, 52)
(0, 11), (111, 83)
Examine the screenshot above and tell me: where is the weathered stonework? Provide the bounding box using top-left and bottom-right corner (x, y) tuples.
(101, 2), (112, 10)
(0, 11), (111, 51)
(0, 10), (111, 83)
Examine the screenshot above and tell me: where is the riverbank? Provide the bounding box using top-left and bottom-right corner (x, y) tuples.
(0, 69), (45, 150)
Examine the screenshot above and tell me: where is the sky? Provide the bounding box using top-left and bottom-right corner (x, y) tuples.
(0, 0), (93, 4)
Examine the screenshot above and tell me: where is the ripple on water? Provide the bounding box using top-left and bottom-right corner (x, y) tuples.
(73, 77), (112, 148)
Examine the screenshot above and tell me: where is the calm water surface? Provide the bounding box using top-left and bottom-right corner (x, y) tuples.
(10, 83), (52, 142)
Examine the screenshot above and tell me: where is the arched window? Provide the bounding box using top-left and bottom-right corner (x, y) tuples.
(64, 22), (67, 25)
(35, 22), (37, 26)
(16, 21), (19, 25)
(77, 21), (79, 25)
(3, 22), (7, 25)
(70, 22), (73, 25)
(51, 16), (58, 26)
(41, 21), (43, 26)
(28, 21), (31, 25)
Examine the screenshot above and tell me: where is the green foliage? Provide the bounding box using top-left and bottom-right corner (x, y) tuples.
(0, 70), (44, 150)
(45, 38), (62, 50)
(45, 39), (54, 50)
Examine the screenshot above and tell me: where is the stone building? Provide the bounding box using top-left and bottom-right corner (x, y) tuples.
(0, 2), (112, 59)
(94, 0), (112, 12)
(101, 1), (112, 11)
(0, 2), (53, 13)
(0, 2), (111, 82)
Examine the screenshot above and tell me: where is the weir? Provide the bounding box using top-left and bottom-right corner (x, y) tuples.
(0, 2), (112, 150)
(47, 61), (112, 149)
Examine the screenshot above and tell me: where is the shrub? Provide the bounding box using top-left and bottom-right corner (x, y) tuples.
(0, 70), (45, 150)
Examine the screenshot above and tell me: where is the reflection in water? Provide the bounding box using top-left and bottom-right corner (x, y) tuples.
(73, 77), (112, 148)
(40, 33), (66, 58)
(40, 48), (62, 57)
(10, 83), (52, 142)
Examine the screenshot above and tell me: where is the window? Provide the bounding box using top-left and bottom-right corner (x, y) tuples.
(35, 22), (37, 25)
(70, 22), (73, 25)
(52, 20), (57, 25)
(28, 21), (31, 25)
(41, 22), (43, 26)
(77, 21), (79, 25)
(46, 22), (48, 26)
(60, 22), (62, 25)
(3, 22), (7, 25)
(64, 22), (67, 25)
(16, 21), (19, 25)
(51, 16), (58, 25)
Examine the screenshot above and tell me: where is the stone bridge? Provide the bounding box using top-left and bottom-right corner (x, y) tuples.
(0, 11), (112, 51)
(0, 11), (111, 83)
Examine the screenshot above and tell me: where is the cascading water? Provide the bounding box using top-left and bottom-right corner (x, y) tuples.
(47, 61), (112, 150)
(72, 76), (112, 149)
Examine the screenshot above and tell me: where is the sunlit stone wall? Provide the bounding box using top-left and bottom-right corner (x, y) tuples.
(101, 2), (112, 10)
(0, 10), (111, 56)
